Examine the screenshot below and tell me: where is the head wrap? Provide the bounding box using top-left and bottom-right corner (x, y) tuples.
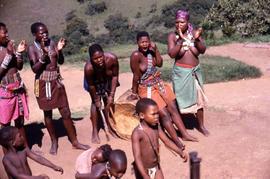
(175, 10), (190, 21)
(175, 9), (193, 33)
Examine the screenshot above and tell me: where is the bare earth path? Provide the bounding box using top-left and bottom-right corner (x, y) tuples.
(1, 43), (270, 179)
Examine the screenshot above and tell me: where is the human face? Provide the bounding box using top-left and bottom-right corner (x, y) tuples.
(141, 105), (159, 126)
(0, 27), (9, 46)
(175, 18), (188, 33)
(109, 162), (127, 179)
(92, 149), (104, 164)
(137, 36), (150, 52)
(91, 51), (105, 67)
(13, 130), (25, 148)
(34, 25), (49, 43)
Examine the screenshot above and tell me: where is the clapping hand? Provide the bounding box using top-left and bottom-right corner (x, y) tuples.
(6, 40), (15, 55)
(57, 37), (66, 51)
(17, 40), (27, 53)
(194, 27), (203, 40)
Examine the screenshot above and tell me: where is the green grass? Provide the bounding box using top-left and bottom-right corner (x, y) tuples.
(205, 35), (270, 46)
(119, 55), (262, 84)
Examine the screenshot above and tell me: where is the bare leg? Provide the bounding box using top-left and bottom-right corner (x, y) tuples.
(90, 103), (100, 143)
(196, 108), (210, 136)
(167, 100), (198, 142)
(43, 110), (58, 155)
(14, 116), (29, 148)
(159, 108), (185, 150)
(59, 107), (90, 150)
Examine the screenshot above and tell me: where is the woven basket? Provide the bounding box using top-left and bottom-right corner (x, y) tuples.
(108, 89), (139, 140)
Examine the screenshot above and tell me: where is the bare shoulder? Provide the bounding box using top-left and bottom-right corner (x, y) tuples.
(132, 125), (143, 140)
(130, 50), (142, 62)
(84, 60), (94, 73)
(168, 31), (176, 38)
(105, 52), (118, 61)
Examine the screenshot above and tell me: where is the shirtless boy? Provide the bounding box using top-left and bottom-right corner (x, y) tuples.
(132, 98), (188, 179)
(0, 126), (63, 179)
(84, 44), (119, 143)
(75, 149), (127, 179)
(167, 10), (209, 136)
(28, 22), (89, 155)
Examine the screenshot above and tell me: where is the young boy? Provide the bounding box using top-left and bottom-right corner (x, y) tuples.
(0, 126), (63, 179)
(75, 144), (112, 175)
(75, 149), (127, 179)
(132, 98), (188, 179)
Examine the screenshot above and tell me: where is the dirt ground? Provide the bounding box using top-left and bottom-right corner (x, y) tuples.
(1, 43), (270, 179)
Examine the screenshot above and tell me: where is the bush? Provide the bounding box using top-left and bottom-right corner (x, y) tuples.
(85, 1), (107, 16)
(203, 0), (270, 37)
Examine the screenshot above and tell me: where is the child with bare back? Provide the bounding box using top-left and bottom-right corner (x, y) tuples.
(75, 149), (127, 179)
(132, 98), (188, 179)
(0, 126), (63, 179)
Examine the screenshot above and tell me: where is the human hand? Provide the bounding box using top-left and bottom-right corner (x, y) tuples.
(95, 100), (102, 110)
(53, 165), (64, 174)
(57, 37), (66, 51)
(40, 38), (49, 55)
(149, 41), (157, 52)
(16, 40), (27, 53)
(38, 174), (50, 179)
(177, 28), (185, 39)
(127, 93), (139, 101)
(106, 95), (114, 108)
(194, 27), (203, 40)
(180, 151), (188, 163)
(6, 40), (15, 55)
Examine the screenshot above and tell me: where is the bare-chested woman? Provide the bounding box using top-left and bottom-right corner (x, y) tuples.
(0, 22), (29, 147)
(167, 10), (210, 136)
(28, 22), (89, 155)
(84, 44), (119, 144)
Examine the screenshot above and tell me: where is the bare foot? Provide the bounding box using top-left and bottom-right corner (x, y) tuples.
(91, 133), (100, 144)
(49, 141), (58, 155)
(182, 134), (199, 142)
(197, 126), (210, 137)
(72, 141), (90, 150)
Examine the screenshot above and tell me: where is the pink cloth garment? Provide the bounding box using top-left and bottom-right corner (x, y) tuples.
(75, 147), (95, 173)
(0, 81), (29, 124)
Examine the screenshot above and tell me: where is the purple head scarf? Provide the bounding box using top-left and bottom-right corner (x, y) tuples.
(175, 10), (190, 21)
(175, 9), (193, 33)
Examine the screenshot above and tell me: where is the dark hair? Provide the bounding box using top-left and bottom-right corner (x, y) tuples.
(109, 149), (127, 165)
(136, 31), (150, 41)
(0, 126), (18, 149)
(88, 43), (103, 58)
(0, 22), (6, 29)
(31, 22), (46, 34)
(135, 98), (157, 114)
(99, 144), (112, 161)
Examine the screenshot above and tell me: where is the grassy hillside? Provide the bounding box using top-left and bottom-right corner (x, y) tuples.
(0, 0), (176, 42)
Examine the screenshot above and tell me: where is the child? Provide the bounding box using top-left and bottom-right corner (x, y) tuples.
(0, 126), (63, 179)
(75, 144), (112, 175)
(132, 98), (188, 179)
(75, 149), (127, 179)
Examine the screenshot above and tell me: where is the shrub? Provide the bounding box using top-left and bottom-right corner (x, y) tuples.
(85, 1), (107, 16)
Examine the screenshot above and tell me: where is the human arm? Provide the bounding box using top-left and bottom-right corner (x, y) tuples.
(75, 163), (106, 179)
(84, 62), (101, 109)
(167, 32), (186, 59)
(26, 148), (63, 174)
(106, 54), (119, 107)
(149, 42), (163, 67)
(131, 129), (151, 179)
(3, 158), (50, 179)
(193, 28), (206, 54)
(158, 126), (188, 162)
(27, 44), (49, 74)
(130, 52), (141, 96)
(56, 37), (66, 65)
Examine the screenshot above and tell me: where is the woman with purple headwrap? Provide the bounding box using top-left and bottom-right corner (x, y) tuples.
(167, 10), (210, 136)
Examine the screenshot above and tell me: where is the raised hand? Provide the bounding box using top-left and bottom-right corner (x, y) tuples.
(57, 37), (66, 51)
(17, 40), (27, 53)
(149, 41), (157, 52)
(194, 27), (203, 40)
(40, 38), (48, 55)
(6, 40), (15, 55)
